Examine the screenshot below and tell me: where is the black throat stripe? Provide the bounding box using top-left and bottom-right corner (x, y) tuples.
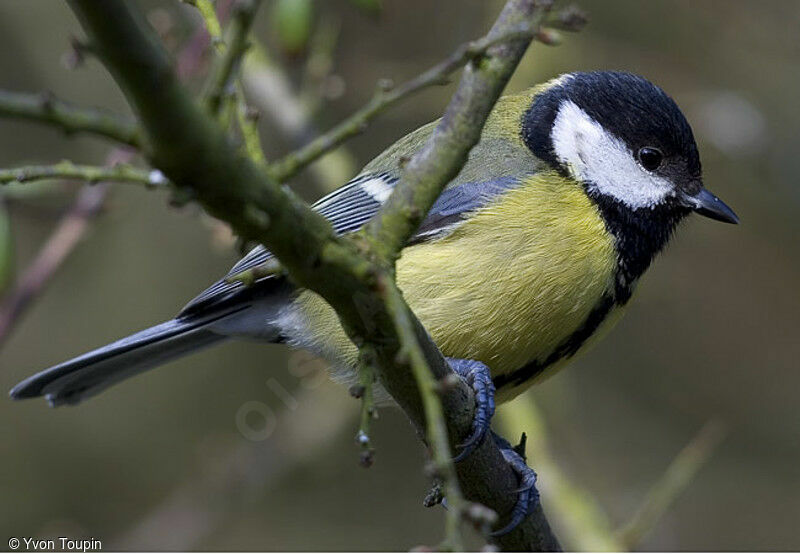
(492, 294), (616, 390)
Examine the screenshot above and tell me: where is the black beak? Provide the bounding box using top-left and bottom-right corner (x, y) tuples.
(682, 188), (739, 224)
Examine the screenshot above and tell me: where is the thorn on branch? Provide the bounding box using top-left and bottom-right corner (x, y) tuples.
(513, 432), (528, 460)
(37, 91), (55, 113)
(62, 37), (93, 70)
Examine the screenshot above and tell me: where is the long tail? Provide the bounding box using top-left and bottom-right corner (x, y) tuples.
(9, 308), (244, 406)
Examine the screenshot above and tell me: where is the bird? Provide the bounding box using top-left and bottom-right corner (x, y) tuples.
(9, 71), (737, 531)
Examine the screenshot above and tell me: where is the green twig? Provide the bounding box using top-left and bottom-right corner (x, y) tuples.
(267, 20), (541, 183)
(185, 0), (267, 165)
(0, 90), (142, 147)
(384, 283), (464, 551)
(182, 0), (224, 51)
(241, 44), (357, 188)
(0, 161), (166, 188)
(617, 419), (727, 549)
(205, 0), (262, 116)
(352, 346), (378, 468)
(235, 86), (267, 165)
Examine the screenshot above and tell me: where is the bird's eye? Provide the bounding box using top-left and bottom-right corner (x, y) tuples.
(638, 147), (664, 171)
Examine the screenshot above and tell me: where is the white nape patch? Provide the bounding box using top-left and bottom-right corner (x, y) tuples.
(360, 176), (393, 203)
(550, 100), (674, 209)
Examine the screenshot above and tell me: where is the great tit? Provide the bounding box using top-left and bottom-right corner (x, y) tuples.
(10, 71), (738, 412)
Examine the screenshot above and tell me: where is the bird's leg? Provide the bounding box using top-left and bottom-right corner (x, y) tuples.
(446, 357), (496, 462)
(490, 431), (540, 537)
(425, 360), (539, 536)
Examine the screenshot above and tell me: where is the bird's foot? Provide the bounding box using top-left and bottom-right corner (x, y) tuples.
(490, 431), (540, 536)
(446, 358), (496, 463)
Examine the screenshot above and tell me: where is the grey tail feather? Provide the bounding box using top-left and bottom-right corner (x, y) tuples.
(9, 307), (245, 406)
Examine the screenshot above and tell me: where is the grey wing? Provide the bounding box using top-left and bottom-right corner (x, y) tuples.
(179, 173), (520, 316)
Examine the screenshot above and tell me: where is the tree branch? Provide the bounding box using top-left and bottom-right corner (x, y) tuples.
(0, 161), (165, 187)
(0, 90), (142, 147)
(66, 0), (560, 549)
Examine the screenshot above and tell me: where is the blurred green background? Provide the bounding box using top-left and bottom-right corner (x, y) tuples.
(1, 0), (798, 550)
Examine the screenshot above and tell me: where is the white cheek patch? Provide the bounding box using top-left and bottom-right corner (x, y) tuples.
(550, 100), (674, 209)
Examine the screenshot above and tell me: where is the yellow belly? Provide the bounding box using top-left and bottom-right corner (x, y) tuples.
(293, 173), (621, 402)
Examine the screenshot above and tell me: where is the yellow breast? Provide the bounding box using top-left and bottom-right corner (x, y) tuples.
(293, 172), (620, 401)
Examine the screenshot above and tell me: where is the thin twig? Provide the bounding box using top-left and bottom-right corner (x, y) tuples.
(241, 44), (357, 188)
(204, 0), (262, 116)
(385, 283), (465, 551)
(186, 0), (267, 166)
(0, 90), (142, 148)
(617, 419), (727, 549)
(182, 0), (224, 51)
(267, 20), (539, 183)
(353, 345), (377, 468)
(0, 183), (108, 346)
(235, 95), (266, 165)
(0, 161), (166, 188)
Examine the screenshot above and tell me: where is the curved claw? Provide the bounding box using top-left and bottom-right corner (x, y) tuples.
(447, 358), (496, 463)
(490, 432), (540, 537)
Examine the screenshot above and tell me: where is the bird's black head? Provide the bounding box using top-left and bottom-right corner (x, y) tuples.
(521, 71), (738, 299)
(522, 71), (737, 224)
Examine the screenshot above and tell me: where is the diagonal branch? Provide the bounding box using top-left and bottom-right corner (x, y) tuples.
(66, 0), (560, 549)
(618, 419), (727, 549)
(0, 90), (142, 147)
(0, 183), (108, 346)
